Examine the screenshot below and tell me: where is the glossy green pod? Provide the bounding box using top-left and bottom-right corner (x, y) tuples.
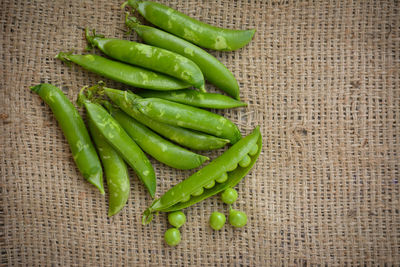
(110, 108), (209, 170)
(134, 97), (242, 144)
(138, 89), (247, 109)
(125, 20), (240, 99)
(30, 83), (104, 194)
(55, 52), (190, 90)
(142, 126), (262, 224)
(78, 92), (156, 197)
(104, 87), (230, 150)
(86, 30), (205, 91)
(88, 118), (130, 216)
(125, 1), (255, 51)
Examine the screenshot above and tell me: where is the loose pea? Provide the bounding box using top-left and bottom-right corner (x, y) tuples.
(221, 188), (238, 204)
(164, 228), (181, 246)
(204, 180), (215, 189)
(215, 173), (228, 183)
(249, 144), (258, 156)
(209, 212), (226, 230)
(229, 209), (247, 228)
(192, 187), (204, 196)
(239, 154), (251, 168)
(227, 162), (238, 172)
(168, 211), (186, 228)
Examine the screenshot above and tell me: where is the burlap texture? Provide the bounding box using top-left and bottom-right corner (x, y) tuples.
(1, 0), (399, 265)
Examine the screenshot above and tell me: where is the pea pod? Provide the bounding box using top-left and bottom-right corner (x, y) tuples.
(138, 89), (247, 109)
(30, 83), (104, 194)
(104, 87), (230, 150)
(134, 97), (242, 144)
(86, 29), (205, 91)
(125, 18), (240, 99)
(78, 90), (156, 197)
(142, 126), (262, 224)
(55, 52), (190, 90)
(110, 107), (209, 170)
(124, 1), (255, 51)
(88, 118), (130, 216)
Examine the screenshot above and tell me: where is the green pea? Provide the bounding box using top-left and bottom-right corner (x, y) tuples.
(249, 144), (258, 156)
(221, 188), (238, 204)
(164, 228), (181, 246)
(227, 162), (238, 172)
(239, 154), (251, 168)
(168, 211), (186, 228)
(215, 172), (228, 183)
(209, 212), (226, 230)
(180, 195), (190, 202)
(192, 187), (204, 196)
(229, 209), (247, 228)
(204, 180), (215, 189)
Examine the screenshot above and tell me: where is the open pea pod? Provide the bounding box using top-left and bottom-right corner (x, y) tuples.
(142, 126), (262, 224)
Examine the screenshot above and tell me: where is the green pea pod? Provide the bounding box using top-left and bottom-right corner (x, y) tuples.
(125, 18), (240, 99)
(134, 98), (242, 144)
(86, 29), (205, 91)
(55, 52), (190, 90)
(88, 118), (130, 216)
(138, 89), (247, 109)
(142, 126), (262, 224)
(78, 92), (156, 197)
(110, 107), (209, 170)
(30, 83), (104, 194)
(124, 1), (255, 51)
(104, 87), (230, 150)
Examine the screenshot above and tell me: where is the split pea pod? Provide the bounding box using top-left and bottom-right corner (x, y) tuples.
(138, 89), (247, 109)
(104, 87), (230, 150)
(86, 29), (205, 91)
(125, 18), (240, 99)
(134, 98), (242, 144)
(124, 1), (255, 51)
(110, 107), (209, 170)
(142, 126), (262, 224)
(30, 83), (104, 194)
(88, 118), (130, 216)
(55, 52), (190, 90)
(78, 90), (156, 197)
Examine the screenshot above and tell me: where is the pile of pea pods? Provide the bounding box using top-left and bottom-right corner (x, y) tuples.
(31, 0), (262, 246)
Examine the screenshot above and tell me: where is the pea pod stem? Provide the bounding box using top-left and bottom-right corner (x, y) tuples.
(55, 52), (190, 91)
(78, 87), (156, 197)
(102, 87), (230, 150)
(125, 0), (255, 51)
(138, 89), (247, 109)
(109, 106), (209, 170)
(85, 28), (206, 91)
(125, 15), (241, 99)
(30, 83), (104, 194)
(88, 118), (130, 216)
(142, 126), (262, 224)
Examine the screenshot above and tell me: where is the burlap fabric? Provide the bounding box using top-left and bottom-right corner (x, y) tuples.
(1, 0), (399, 265)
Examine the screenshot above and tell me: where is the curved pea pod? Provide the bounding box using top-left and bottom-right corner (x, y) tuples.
(30, 83), (104, 194)
(110, 108), (209, 170)
(125, 19), (240, 99)
(138, 89), (247, 109)
(134, 97), (242, 144)
(142, 126), (262, 224)
(88, 118), (130, 216)
(86, 30), (205, 91)
(78, 94), (156, 197)
(104, 87), (230, 150)
(125, 1), (255, 51)
(55, 52), (190, 90)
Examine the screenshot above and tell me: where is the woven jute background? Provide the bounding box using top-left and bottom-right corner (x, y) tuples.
(1, 0), (399, 265)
